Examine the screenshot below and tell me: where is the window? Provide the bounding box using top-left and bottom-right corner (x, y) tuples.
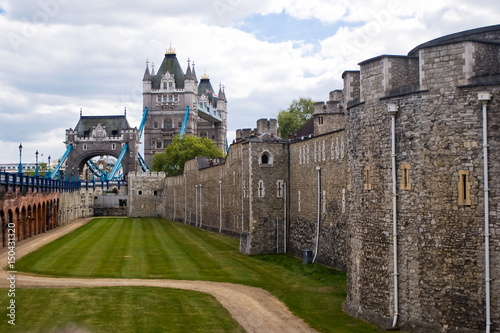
(260, 151), (273, 166)
(154, 191), (158, 196)
(364, 165), (372, 190)
(83, 144), (88, 151)
(200, 132), (208, 139)
(169, 82), (173, 89)
(276, 180), (284, 198)
(258, 180), (265, 197)
(111, 143), (116, 150)
(164, 118), (173, 129)
(458, 170), (471, 206)
(400, 163), (411, 190)
(174, 95), (179, 102)
(156, 141), (162, 149)
(153, 121), (158, 129)
(318, 116), (324, 125)
(138, 191), (143, 195)
(163, 82), (168, 89)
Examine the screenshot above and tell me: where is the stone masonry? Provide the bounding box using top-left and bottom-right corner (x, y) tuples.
(127, 25), (500, 333)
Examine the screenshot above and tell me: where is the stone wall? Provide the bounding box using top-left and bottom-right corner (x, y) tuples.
(344, 32), (500, 332)
(127, 171), (165, 218)
(0, 182), (93, 247)
(288, 130), (348, 270)
(127, 25), (500, 333)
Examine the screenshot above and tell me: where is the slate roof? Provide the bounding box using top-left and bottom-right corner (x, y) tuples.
(74, 115), (131, 138)
(198, 78), (218, 107)
(151, 53), (185, 89)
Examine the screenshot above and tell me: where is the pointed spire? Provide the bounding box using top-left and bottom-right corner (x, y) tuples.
(192, 61), (198, 83)
(218, 84), (227, 101)
(124, 107), (127, 116)
(80, 108), (82, 116)
(185, 58), (193, 80)
(151, 62), (155, 76)
(143, 59), (151, 81)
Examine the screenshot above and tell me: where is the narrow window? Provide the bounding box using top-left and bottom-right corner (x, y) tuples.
(318, 116), (324, 125)
(364, 165), (372, 190)
(458, 170), (471, 206)
(154, 191), (158, 196)
(342, 189), (346, 213)
(400, 163), (412, 190)
(163, 82), (168, 89)
(347, 168), (352, 190)
(154, 121), (158, 129)
(261, 154), (268, 164)
(258, 180), (265, 197)
(83, 144), (88, 151)
(298, 191), (301, 212)
(276, 180), (283, 198)
(111, 143), (116, 150)
(138, 191), (143, 196)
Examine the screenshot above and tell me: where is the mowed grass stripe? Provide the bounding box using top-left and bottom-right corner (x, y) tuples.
(15, 218), (383, 333)
(0, 287), (245, 333)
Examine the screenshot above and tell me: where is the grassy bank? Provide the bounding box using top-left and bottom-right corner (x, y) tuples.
(11, 217), (381, 332)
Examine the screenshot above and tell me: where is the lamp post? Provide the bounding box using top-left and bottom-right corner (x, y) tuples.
(47, 155), (51, 178)
(17, 143), (23, 174)
(35, 150), (39, 176)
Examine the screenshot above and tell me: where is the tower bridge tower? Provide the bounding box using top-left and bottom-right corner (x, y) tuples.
(142, 47), (227, 165)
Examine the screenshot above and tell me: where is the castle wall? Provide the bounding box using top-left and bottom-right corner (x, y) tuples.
(129, 26), (500, 333)
(344, 36), (500, 332)
(288, 131), (348, 270)
(0, 181), (93, 247)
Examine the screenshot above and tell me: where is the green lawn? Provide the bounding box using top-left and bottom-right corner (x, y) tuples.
(10, 218), (382, 333)
(0, 287), (244, 333)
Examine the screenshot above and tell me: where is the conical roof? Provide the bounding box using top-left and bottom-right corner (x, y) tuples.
(151, 52), (185, 89)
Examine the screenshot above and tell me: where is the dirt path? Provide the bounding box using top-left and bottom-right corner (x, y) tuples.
(0, 218), (318, 333)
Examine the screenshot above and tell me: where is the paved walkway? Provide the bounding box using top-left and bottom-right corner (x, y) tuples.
(0, 218), (317, 333)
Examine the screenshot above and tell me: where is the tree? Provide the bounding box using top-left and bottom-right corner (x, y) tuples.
(151, 135), (224, 176)
(277, 98), (315, 139)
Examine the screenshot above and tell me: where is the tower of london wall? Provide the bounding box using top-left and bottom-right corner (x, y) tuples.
(127, 25), (500, 332)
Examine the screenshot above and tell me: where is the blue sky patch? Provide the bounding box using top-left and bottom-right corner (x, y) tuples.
(239, 12), (342, 45)
(0, 8), (5, 15)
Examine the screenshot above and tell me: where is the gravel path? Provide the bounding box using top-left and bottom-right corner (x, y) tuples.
(0, 218), (318, 333)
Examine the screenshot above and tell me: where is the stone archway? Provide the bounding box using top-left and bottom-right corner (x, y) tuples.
(64, 115), (140, 181)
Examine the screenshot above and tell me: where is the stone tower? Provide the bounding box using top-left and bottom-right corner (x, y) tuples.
(142, 46), (227, 165)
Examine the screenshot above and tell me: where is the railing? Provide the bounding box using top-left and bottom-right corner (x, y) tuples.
(197, 103), (222, 122)
(0, 172), (130, 193)
(0, 172), (81, 193)
(81, 179), (126, 191)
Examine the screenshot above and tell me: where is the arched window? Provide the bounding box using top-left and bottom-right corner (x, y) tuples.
(200, 132), (208, 139)
(260, 151), (273, 166)
(164, 118), (173, 129)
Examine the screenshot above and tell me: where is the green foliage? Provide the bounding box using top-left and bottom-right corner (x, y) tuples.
(277, 97), (315, 138)
(151, 135), (224, 176)
(16, 218), (382, 333)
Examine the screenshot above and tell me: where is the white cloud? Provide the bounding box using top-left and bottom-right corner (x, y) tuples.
(0, 0), (499, 163)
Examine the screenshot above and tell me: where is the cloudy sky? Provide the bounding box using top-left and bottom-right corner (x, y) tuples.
(0, 0), (498, 164)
